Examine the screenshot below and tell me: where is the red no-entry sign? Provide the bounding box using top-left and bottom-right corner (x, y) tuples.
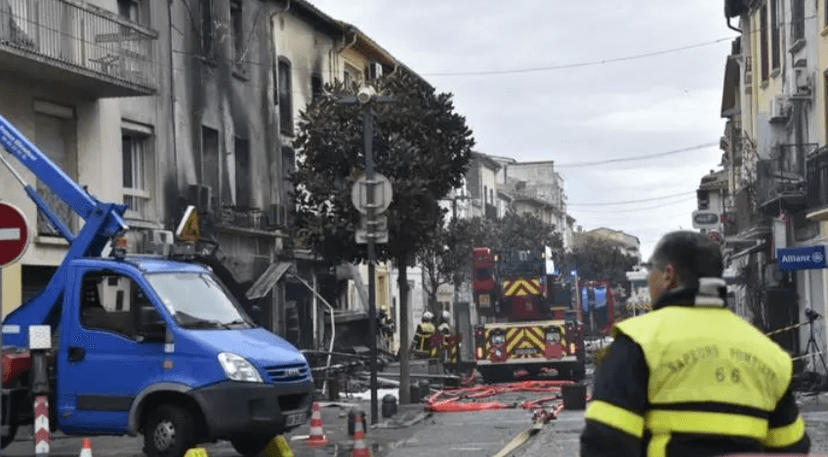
(0, 202), (29, 267)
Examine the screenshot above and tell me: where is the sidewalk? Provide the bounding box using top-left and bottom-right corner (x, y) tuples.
(284, 398), (431, 456)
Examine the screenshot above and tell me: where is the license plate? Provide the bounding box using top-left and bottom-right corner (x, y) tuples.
(479, 294), (490, 307)
(286, 412), (306, 427)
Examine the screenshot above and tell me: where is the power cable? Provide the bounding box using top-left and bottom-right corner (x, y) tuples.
(554, 143), (719, 168)
(567, 190), (697, 206)
(570, 196), (697, 213)
(421, 38), (734, 77)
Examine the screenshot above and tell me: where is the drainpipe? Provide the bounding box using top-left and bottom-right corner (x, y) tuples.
(727, 16), (741, 33)
(168, 0), (179, 218)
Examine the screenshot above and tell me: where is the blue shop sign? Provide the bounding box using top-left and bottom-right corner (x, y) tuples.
(776, 245), (828, 271)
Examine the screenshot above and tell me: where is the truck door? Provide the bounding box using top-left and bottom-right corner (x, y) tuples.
(56, 264), (165, 434)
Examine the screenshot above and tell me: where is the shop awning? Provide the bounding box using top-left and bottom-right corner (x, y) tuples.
(246, 262), (293, 300)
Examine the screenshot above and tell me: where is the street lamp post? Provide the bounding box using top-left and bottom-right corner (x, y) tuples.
(340, 87), (395, 425)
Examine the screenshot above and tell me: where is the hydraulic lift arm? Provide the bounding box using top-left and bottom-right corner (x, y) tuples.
(0, 112), (129, 347)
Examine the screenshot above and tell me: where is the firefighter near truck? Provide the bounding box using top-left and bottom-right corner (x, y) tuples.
(471, 247), (586, 383)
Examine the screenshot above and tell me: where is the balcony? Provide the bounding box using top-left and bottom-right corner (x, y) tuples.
(0, 0), (157, 99)
(756, 144), (817, 210)
(807, 145), (828, 211)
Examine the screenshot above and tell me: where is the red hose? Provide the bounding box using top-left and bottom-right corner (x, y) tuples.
(425, 379), (582, 414)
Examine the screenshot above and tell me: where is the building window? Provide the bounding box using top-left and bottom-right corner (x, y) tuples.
(122, 129), (152, 220)
(202, 126), (220, 211)
(201, 0), (214, 57)
(311, 73), (323, 99)
(230, 0), (244, 65)
(792, 0), (805, 42)
(278, 58), (293, 135)
(234, 137), (250, 208)
(760, 5), (769, 82)
(117, 0), (143, 24)
(770, 0), (779, 71)
(344, 63), (361, 90)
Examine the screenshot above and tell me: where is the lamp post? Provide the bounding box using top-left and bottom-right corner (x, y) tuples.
(340, 87), (395, 425)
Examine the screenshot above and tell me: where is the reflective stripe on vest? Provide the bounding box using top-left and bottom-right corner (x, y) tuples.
(765, 416), (806, 448)
(585, 400), (644, 438)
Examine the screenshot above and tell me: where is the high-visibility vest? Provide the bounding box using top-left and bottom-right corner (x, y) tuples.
(585, 305), (803, 456)
(412, 322), (436, 356)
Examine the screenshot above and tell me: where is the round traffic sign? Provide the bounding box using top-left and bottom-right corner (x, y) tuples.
(0, 202), (30, 267)
(351, 173), (393, 215)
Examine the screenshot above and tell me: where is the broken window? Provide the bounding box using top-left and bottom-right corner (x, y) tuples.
(202, 126), (220, 212)
(234, 136), (250, 208)
(279, 58), (293, 135)
(230, 0), (244, 65)
(760, 5), (769, 82)
(311, 73), (323, 99)
(201, 0), (214, 57)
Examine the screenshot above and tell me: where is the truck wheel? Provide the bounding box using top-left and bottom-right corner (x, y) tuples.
(230, 437), (272, 456)
(143, 404), (196, 457)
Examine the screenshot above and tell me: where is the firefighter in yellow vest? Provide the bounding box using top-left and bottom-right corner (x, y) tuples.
(580, 231), (809, 457)
(411, 311), (437, 359)
(437, 310), (453, 363)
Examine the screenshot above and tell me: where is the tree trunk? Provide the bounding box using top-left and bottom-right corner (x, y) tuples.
(397, 253), (411, 404)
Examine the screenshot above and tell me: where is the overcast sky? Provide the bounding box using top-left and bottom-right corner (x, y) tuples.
(307, 0), (736, 261)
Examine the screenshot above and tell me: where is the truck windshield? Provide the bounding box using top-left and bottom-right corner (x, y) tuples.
(146, 272), (253, 329)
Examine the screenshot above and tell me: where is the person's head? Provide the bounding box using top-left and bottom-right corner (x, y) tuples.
(422, 311), (434, 323)
(644, 231), (723, 303)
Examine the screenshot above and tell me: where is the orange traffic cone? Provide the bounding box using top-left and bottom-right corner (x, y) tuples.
(351, 412), (371, 457)
(79, 438), (92, 457)
(305, 402), (329, 447)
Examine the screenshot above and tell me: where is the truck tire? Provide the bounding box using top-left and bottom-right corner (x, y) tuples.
(143, 404), (196, 457)
(230, 436), (272, 456)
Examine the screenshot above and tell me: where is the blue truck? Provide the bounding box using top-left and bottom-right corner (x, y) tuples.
(0, 112), (314, 457)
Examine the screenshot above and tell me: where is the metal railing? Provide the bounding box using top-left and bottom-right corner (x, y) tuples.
(807, 145), (828, 210)
(0, 0), (156, 90)
(756, 143), (817, 206)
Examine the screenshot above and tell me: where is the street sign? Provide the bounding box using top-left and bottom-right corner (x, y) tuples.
(356, 229), (388, 244)
(359, 214), (387, 232)
(175, 206), (200, 242)
(776, 245), (827, 271)
(0, 202), (29, 267)
(351, 173), (393, 215)
(692, 210), (720, 229)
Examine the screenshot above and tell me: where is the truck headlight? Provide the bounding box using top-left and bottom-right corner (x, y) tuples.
(218, 352), (263, 383)
(490, 333), (505, 346)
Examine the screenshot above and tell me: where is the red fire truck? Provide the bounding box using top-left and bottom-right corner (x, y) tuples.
(471, 247), (586, 383)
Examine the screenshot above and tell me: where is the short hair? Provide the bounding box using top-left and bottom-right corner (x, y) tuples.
(651, 231), (723, 289)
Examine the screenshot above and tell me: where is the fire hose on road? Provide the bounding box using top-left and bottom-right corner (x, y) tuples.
(424, 380), (592, 456)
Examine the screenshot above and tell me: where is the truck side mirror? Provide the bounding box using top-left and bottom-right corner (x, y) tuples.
(140, 321), (167, 342)
(138, 306), (167, 342)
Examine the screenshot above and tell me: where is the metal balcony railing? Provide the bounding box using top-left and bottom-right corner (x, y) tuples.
(807, 145), (828, 211)
(756, 143), (817, 207)
(0, 0), (156, 93)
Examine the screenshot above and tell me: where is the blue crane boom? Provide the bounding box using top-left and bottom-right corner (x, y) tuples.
(0, 111), (129, 347)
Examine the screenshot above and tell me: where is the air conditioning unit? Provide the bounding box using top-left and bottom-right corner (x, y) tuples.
(769, 95), (790, 123)
(187, 184), (212, 213)
(143, 229), (174, 255)
(791, 68), (813, 99)
(368, 62), (383, 80)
